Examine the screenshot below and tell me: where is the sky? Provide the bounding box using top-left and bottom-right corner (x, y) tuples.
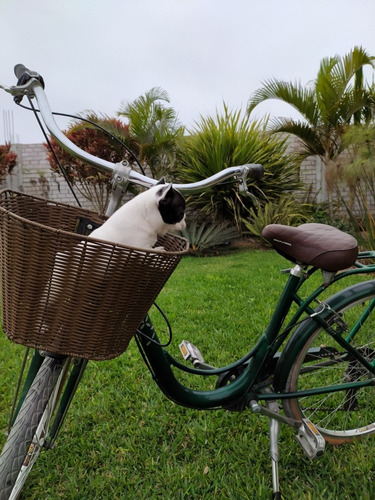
(0, 0), (374, 144)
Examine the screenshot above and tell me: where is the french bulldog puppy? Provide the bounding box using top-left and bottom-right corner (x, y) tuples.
(90, 180), (186, 249)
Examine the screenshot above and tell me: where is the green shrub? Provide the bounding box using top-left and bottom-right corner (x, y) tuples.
(310, 205), (357, 236)
(242, 196), (311, 242)
(181, 219), (240, 255)
(176, 106), (301, 229)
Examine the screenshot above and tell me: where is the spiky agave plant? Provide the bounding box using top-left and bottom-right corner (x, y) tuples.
(181, 219), (240, 256)
(176, 105), (300, 229)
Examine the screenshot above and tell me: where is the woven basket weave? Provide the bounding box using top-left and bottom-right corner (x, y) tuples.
(0, 190), (188, 360)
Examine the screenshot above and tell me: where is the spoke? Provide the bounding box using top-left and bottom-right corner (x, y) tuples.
(296, 348), (375, 430)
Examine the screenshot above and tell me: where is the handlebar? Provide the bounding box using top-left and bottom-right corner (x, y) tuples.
(1, 65), (264, 194)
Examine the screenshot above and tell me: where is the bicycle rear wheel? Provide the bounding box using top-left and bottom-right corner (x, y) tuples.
(282, 284), (375, 444)
(0, 356), (68, 500)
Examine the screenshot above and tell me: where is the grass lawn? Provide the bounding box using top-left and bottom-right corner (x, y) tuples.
(1, 249), (375, 499)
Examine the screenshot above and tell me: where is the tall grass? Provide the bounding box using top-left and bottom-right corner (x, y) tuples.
(1, 250), (375, 499)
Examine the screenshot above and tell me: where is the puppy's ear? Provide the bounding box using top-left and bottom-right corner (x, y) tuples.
(156, 177), (166, 185)
(158, 183), (173, 202)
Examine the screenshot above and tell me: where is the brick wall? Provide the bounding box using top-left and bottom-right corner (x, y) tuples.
(286, 135), (374, 214)
(1, 143), (95, 210)
(285, 135), (327, 203)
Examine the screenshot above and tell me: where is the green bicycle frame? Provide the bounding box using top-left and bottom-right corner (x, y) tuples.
(136, 255), (375, 409)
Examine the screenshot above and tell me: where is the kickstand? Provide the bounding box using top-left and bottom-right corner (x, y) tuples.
(268, 400), (281, 499)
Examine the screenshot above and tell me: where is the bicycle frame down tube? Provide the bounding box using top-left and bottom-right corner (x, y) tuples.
(136, 270), (303, 409)
(137, 317), (261, 409)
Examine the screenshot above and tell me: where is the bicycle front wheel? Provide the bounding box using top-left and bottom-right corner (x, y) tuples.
(0, 356), (68, 500)
(282, 282), (375, 444)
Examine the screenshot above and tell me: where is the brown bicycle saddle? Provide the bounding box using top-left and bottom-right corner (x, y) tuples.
(262, 223), (358, 272)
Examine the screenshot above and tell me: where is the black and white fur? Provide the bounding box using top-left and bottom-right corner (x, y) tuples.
(89, 179), (186, 249)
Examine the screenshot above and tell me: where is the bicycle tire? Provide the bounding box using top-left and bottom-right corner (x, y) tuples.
(281, 281), (375, 444)
(0, 356), (67, 500)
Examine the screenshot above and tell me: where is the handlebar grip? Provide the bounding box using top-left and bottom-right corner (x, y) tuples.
(13, 64), (45, 104)
(249, 164), (264, 181)
(14, 64), (28, 79)
(14, 64), (45, 88)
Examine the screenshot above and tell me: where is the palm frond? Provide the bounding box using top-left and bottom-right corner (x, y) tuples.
(116, 87), (184, 178)
(316, 47), (375, 125)
(269, 118), (326, 157)
(247, 79), (319, 124)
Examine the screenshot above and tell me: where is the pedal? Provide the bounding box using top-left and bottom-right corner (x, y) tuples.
(179, 340), (215, 370)
(296, 418), (325, 459)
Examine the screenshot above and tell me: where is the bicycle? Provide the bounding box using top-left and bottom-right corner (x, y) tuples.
(1, 65), (375, 499)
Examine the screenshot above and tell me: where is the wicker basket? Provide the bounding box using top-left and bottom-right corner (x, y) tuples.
(0, 190), (188, 360)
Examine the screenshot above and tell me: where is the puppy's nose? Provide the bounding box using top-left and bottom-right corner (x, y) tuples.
(176, 215), (186, 231)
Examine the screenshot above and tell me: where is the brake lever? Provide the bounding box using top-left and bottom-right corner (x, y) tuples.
(238, 165), (251, 195)
(0, 78), (43, 104)
(13, 78), (44, 104)
(237, 164), (264, 197)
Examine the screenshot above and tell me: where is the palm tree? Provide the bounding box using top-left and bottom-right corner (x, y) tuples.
(118, 87), (185, 179)
(247, 46), (375, 204)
